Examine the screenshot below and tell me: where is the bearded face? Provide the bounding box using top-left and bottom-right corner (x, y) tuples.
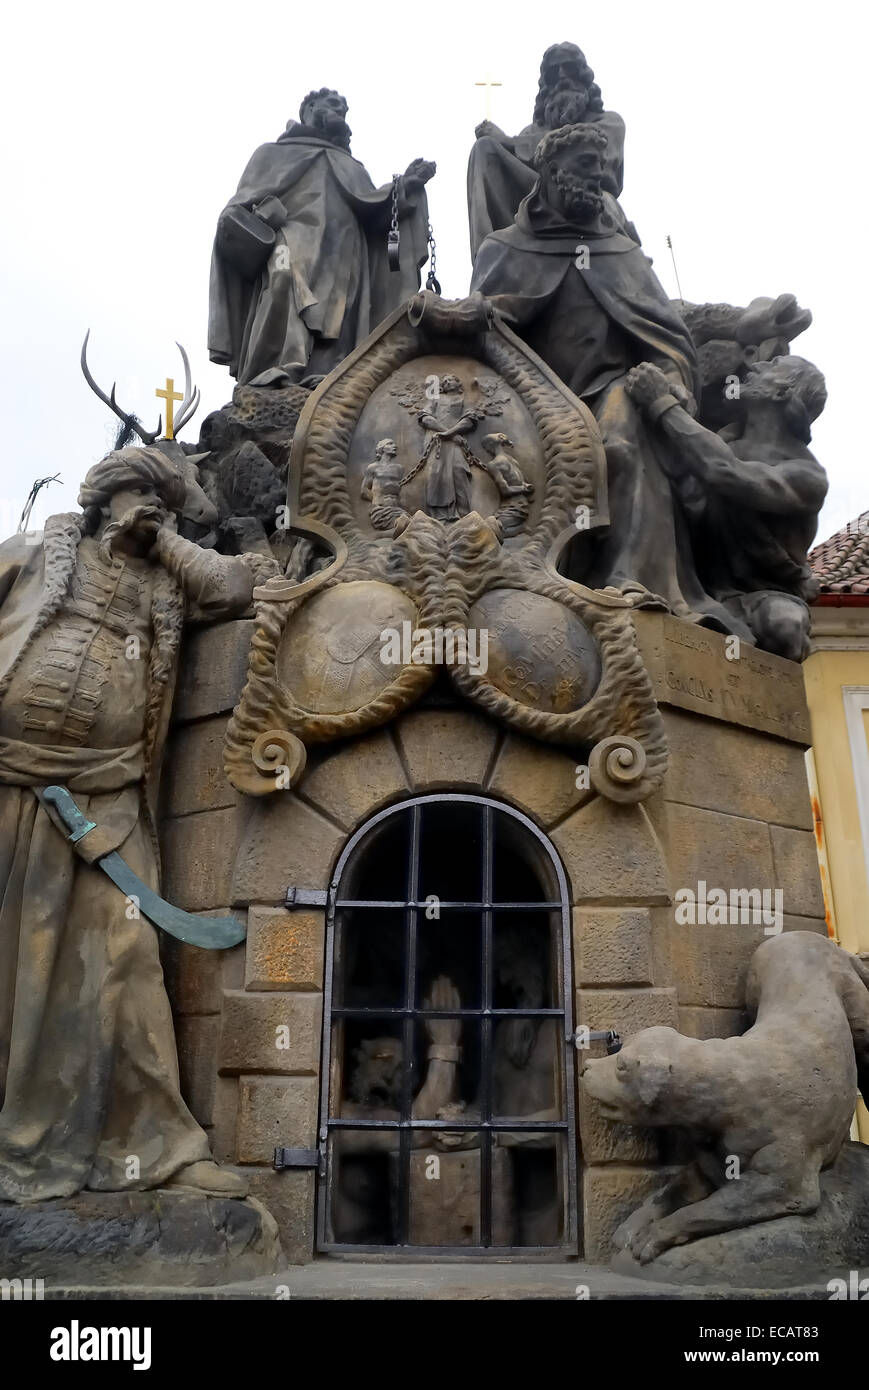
(548, 162), (606, 226)
(307, 94), (352, 150)
(97, 485), (169, 562)
(542, 84), (590, 129)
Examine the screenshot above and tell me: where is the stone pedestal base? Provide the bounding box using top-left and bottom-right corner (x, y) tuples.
(0, 1191), (282, 1288)
(161, 615), (829, 1268)
(612, 1142), (869, 1289)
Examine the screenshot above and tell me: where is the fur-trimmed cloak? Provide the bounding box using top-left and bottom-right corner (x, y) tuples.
(0, 517), (253, 1201)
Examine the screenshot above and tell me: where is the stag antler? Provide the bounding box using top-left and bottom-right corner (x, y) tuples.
(80, 334), (201, 443)
(172, 342), (200, 437)
(81, 330), (161, 444)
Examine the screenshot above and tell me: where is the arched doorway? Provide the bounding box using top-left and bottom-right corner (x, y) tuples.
(317, 794), (578, 1254)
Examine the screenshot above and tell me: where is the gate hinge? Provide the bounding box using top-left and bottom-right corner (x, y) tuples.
(274, 1146), (321, 1171)
(572, 1027), (622, 1054)
(284, 887), (328, 909)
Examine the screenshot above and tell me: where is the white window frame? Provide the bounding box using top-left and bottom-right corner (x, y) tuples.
(841, 686), (869, 883)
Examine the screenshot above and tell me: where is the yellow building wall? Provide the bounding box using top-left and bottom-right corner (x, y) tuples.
(803, 638), (869, 1141)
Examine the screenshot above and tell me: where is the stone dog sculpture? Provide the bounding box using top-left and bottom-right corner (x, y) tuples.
(581, 932), (869, 1264)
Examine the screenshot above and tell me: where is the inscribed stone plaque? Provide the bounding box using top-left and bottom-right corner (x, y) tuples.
(633, 612), (811, 744)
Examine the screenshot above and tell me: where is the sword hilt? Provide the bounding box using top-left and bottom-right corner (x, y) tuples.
(43, 785), (97, 844)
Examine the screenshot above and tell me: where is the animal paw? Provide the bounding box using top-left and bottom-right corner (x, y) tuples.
(613, 1207), (656, 1251)
(631, 1221), (676, 1265)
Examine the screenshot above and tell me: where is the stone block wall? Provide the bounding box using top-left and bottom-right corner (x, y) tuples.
(634, 612), (827, 1048)
(159, 614), (824, 1266)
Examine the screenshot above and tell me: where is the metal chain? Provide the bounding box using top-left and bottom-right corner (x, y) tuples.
(387, 174), (401, 272)
(390, 175), (399, 235)
(426, 221), (441, 295)
(389, 174), (439, 290)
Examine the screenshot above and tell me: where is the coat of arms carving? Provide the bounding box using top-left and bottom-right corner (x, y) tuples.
(224, 292), (667, 803)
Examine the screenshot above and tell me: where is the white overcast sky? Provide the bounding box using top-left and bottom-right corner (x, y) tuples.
(1, 0), (865, 542)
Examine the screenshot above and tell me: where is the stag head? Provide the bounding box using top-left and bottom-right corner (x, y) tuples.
(81, 333), (216, 528)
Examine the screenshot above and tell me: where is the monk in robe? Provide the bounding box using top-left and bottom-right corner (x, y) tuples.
(209, 88), (435, 385)
(0, 448), (260, 1202)
(468, 41), (627, 259)
(470, 123), (751, 637)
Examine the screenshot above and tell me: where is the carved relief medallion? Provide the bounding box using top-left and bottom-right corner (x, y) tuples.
(469, 588), (602, 713)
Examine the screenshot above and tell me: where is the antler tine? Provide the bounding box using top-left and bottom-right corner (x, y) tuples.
(172, 341), (200, 436)
(81, 330), (115, 411)
(177, 386), (201, 434)
(80, 331), (161, 446)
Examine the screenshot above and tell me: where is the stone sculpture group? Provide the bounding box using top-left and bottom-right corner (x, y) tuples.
(0, 39), (862, 1293)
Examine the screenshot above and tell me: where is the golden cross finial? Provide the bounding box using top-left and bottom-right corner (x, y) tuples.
(475, 73), (502, 120)
(155, 377), (184, 439)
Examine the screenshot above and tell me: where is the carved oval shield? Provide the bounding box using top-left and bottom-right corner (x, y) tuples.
(468, 588), (602, 713)
(278, 581), (420, 714)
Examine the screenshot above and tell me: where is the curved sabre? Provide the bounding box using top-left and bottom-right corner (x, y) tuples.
(41, 785), (245, 950)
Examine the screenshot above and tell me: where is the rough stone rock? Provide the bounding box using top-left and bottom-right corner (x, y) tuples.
(164, 716), (240, 816)
(678, 1006), (747, 1040)
(175, 1016), (220, 1126)
(231, 796), (343, 904)
(770, 824), (826, 918)
(0, 1191), (281, 1287)
(659, 801), (775, 901)
(613, 1142), (869, 1288)
(162, 807), (241, 912)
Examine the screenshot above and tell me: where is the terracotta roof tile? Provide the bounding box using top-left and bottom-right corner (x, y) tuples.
(810, 514), (869, 594)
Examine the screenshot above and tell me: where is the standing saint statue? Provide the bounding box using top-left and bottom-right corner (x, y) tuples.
(467, 42), (627, 259)
(0, 448), (260, 1202)
(208, 88), (436, 385)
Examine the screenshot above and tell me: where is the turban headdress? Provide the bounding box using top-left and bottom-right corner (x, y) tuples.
(78, 447), (187, 514)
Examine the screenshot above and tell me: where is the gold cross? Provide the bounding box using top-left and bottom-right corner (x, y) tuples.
(475, 73), (502, 119)
(155, 377), (183, 439)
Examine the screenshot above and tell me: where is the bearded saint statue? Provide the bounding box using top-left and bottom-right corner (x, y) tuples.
(0, 447), (262, 1203)
(470, 123), (754, 636)
(467, 41), (628, 259)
